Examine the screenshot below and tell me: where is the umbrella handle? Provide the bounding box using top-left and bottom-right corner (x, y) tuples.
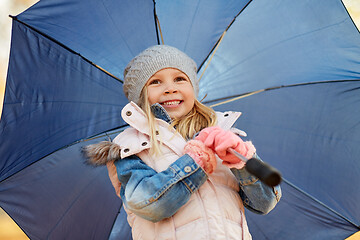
(228, 148), (282, 187)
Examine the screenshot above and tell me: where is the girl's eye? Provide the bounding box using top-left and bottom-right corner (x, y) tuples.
(148, 79), (160, 85)
(175, 77), (187, 82)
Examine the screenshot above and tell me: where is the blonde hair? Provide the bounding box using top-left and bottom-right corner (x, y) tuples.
(138, 87), (217, 155)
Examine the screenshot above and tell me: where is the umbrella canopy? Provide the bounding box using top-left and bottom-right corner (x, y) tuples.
(1, 0), (360, 239)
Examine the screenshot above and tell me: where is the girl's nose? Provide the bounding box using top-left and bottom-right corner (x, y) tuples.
(164, 83), (178, 94)
(164, 89), (178, 94)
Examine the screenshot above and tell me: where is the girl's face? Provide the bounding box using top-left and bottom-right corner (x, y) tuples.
(146, 68), (195, 119)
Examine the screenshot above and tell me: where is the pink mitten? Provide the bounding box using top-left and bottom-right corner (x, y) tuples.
(220, 141), (256, 169)
(213, 130), (256, 169)
(195, 126), (224, 149)
(184, 140), (217, 174)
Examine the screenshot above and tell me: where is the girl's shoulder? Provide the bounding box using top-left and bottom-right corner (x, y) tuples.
(113, 127), (138, 143)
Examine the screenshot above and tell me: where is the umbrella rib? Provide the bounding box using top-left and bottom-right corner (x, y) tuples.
(155, 15), (164, 45)
(198, 31), (226, 82)
(206, 79), (360, 107)
(10, 16), (123, 84)
(47, 171), (114, 238)
(197, 0), (254, 72)
(153, 0), (163, 45)
(60, 124), (130, 150)
(282, 177), (360, 229)
(183, 0), (202, 50)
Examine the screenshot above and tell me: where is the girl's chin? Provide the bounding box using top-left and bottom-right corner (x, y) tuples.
(168, 109), (193, 120)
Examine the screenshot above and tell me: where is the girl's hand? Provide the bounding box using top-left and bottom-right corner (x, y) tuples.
(194, 126), (223, 149)
(184, 140), (217, 174)
(195, 126), (256, 169)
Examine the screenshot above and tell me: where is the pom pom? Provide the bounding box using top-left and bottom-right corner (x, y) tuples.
(82, 141), (121, 166)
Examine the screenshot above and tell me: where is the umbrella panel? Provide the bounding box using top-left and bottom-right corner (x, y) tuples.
(17, 0), (158, 79)
(199, 0), (360, 102)
(0, 20), (127, 182)
(0, 130), (126, 239)
(212, 80), (360, 238)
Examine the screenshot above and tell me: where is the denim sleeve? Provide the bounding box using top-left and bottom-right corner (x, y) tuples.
(114, 154), (207, 222)
(231, 154), (282, 215)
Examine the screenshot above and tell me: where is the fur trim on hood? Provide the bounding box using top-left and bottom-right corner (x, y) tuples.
(82, 141), (121, 166)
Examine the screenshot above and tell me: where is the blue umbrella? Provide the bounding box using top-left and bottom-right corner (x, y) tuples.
(1, 0), (359, 239)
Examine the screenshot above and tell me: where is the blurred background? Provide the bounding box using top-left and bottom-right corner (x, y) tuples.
(0, 0), (359, 239)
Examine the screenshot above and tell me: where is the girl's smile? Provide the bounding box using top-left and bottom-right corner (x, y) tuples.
(146, 68), (195, 119)
(160, 100), (182, 107)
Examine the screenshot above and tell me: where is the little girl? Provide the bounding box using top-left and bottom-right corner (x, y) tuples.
(84, 45), (281, 240)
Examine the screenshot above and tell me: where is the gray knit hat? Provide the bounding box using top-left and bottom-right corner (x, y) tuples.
(123, 45), (198, 104)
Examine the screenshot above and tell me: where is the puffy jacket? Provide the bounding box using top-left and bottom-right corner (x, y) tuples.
(107, 102), (281, 240)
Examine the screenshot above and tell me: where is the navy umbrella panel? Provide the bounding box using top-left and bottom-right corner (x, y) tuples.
(16, 0), (159, 79)
(198, 0), (360, 101)
(0, 131), (124, 240)
(155, 0), (251, 65)
(0, 19), (127, 182)
(247, 182), (358, 239)
(1, 0), (360, 239)
(212, 80), (360, 239)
